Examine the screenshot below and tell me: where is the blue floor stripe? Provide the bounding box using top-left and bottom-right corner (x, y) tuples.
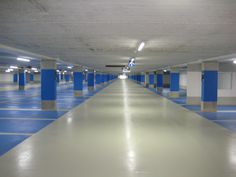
(0, 135), (30, 156)
(0, 119), (54, 133)
(0, 110), (66, 119)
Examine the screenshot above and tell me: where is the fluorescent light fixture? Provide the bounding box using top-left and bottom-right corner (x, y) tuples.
(119, 74), (127, 80)
(123, 68), (131, 73)
(56, 70), (60, 72)
(67, 66), (72, 69)
(233, 60), (236, 64)
(17, 57), (30, 62)
(5, 68), (13, 72)
(10, 66), (18, 69)
(85, 69), (88, 72)
(138, 42), (145, 52)
(163, 69), (167, 72)
(31, 67), (37, 71)
(34, 70), (39, 73)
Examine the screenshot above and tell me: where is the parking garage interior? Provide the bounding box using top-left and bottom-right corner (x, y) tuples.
(0, 0), (236, 177)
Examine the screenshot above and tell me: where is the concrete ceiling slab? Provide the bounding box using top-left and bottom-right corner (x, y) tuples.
(0, 0), (236, 72)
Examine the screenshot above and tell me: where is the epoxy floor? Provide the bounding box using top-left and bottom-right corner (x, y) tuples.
(0, 80), (236, 177)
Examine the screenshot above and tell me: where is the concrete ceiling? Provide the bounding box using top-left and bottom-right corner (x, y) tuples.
(0, 0), (236, 72)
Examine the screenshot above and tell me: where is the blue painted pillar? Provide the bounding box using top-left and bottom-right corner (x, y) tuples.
(30, 73), (34, 82)
(65, 73), (70, 82)
(13, 73), (18, 83)
(170, 69), (180, 98)
(18, 69), (26, 90)
(73, 67), (83, 97)
(201, 62), (218, 112)
(41, 60), (57, 110)
(144, 72), (149, 88)
(56, 72), (60, 83)
(141, 73), (145, 86)
(149, 73), (155, 88)
(61, 72), (64, 80)
(88, 70), (95, 91)
(157, 71), (163, 93)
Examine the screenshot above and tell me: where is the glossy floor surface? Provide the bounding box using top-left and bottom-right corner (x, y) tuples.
(0, 80), (236, 177)
(149, 87), (236, 133)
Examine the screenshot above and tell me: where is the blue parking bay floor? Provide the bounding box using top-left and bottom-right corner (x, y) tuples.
(0, 82), (112, 156)
(148, 86), (236, 134)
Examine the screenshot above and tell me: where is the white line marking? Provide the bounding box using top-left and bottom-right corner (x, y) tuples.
(0, 118), (56, 121)
(214, 119), (236, 122)
(217, 110), (236, 113)
(0, 132), (33, 136)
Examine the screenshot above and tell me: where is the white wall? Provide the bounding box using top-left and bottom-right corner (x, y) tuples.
(34, 74), (41, 82)
(0, 73), (13, 83)
(180, 71), (187, 89)
(186, 71), (201, 97)
(218, 72), (236, 97)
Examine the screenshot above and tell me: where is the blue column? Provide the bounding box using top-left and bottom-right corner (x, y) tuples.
(18, 69), (25, 90)
(169, 70), (180, 98)
(61, 73), (64, 80)
(73, 67), (83, 96)
(141, 73), (145, 86)
(201, 62), (218, 112)
(56, 73), (60, 83)
(13, 73), (18, 83)
(157, 71), (163, 92)
(149, 73), (154, 88)
(41, 60), (57, 110)
(88, 70), (94, 91)
(65, 73), (70, 82)
(30, 73), (34, 82)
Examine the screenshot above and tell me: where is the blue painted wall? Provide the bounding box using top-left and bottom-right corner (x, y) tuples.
(149, 74), (154, 85)
(96, 74), (101, 84)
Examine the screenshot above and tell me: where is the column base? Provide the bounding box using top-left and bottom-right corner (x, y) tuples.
(88, 87), (94, 92)
(157, 87), (163, 93)
(169, 91), (179, 98)
(187, 97), (201, 105)
(149, 84), (155, 88)
(201, 102), (217, 112)
(74, 90), (83, 97)
(96, 84), (102, 88)
(19, 85), (25, 90)
(41, 101), (57, 110)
